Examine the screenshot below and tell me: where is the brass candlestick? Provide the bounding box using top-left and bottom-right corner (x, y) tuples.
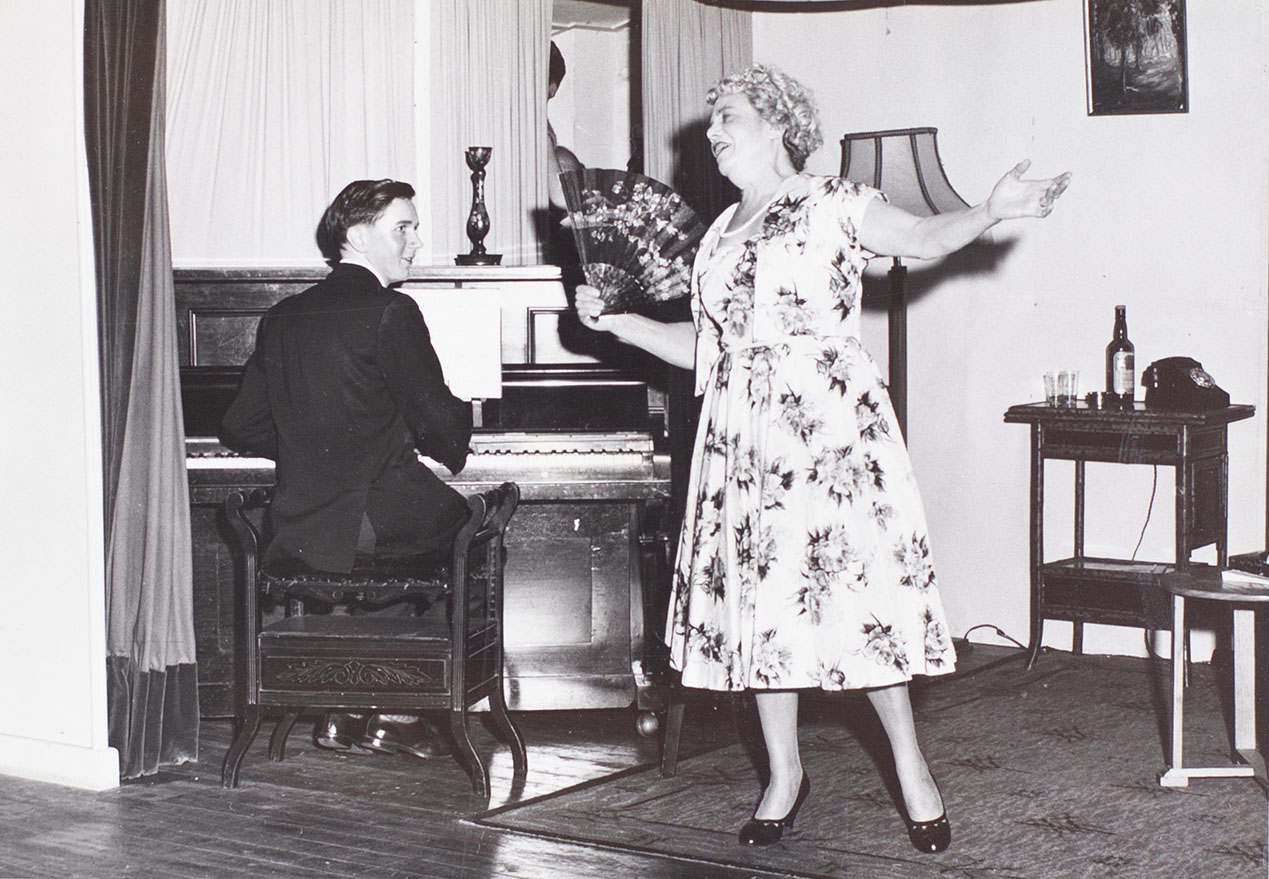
(456, 146), (502, 266)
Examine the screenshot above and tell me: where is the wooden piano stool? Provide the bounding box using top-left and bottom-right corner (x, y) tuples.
(220, 483), (527, 798)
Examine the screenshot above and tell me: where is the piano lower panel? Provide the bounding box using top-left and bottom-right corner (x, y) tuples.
(500, 502), (652, 711)
(188, 438), (671, 716)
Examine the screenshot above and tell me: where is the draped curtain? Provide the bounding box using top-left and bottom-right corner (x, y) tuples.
(166, 0), (550, 266)
(641, 0), (752, 511)
(431, 0), (552, 265)
(165, 0), (416, 265)
(641, 0), (752, 224)
(84, 0), (199, 779)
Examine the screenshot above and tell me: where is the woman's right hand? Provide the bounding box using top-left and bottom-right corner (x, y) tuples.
(573, 285), (698, 369)
(574, 284), (614, 332)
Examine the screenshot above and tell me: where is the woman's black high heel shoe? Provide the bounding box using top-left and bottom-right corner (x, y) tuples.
(901, 771), (950, 853)
(905, 811), (951, 853)
(738, 772), (810, 846)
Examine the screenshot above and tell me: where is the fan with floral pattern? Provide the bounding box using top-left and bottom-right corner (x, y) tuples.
(559, 168), (707, 314)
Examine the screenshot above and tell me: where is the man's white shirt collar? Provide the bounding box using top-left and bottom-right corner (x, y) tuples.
(339, 254), (389, 288)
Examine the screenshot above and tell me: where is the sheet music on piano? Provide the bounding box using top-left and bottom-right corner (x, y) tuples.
(401, 287), (501, 402)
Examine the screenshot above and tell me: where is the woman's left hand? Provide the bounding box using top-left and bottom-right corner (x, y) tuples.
(986, 160), (1072, 221)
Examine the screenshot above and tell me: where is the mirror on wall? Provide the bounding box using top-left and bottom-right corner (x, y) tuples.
(550, 0), (641, 175)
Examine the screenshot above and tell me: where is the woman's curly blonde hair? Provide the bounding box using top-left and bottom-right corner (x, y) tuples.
(706, 64), (824, 171)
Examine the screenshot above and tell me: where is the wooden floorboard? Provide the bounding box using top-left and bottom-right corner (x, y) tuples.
(0, 695), (756, 879)
(0, 649), (1040, 878)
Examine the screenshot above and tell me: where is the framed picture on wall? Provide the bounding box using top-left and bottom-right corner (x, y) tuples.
(1084, 0), (1188, 116)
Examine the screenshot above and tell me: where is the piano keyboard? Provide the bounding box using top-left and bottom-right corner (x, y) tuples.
(186, 432), (670, 503)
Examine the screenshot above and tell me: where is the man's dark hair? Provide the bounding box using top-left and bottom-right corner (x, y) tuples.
(549, 41), (566, 88)
(316, 178), (415, 264)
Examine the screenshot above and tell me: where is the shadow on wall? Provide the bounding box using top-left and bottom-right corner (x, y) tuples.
(860, 237), (1021, 315)
(669, 119), (736, 225)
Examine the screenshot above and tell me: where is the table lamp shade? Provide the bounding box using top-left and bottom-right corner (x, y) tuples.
(840, 127), (969, 217)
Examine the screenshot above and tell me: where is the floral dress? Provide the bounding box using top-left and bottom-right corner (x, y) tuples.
(666, 173), (956, 692)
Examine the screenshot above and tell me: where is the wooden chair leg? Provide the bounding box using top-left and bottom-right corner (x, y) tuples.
(222, 707), (262, 789)
(660, 694), (686, 778)
(488, 685), (527, 783)
(268, 711), (301, 762)
(449, 709), (489, 797)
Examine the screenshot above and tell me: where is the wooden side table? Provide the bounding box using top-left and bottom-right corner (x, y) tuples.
(1157, 566), (1267, 788)
(1004, 402), (1255, 669)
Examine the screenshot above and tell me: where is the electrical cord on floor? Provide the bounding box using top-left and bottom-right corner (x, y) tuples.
(953, 466), (1159, 668)
(1130, 465), (1159, 561)
(955, 624), (1026, 658)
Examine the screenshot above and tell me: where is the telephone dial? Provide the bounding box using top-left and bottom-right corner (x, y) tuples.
(1141, 356), (1230, 410)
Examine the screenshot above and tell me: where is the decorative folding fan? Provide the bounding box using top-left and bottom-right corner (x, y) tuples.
(559, 168), (707, 314)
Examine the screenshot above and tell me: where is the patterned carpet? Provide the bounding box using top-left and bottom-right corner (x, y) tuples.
(477, 650), (1267, 879)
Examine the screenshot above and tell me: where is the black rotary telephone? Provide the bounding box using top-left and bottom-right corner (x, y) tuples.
(1141, 356), (1230, 410)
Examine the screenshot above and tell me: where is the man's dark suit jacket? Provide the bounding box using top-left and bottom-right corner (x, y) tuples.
(222, 263), (473, 573)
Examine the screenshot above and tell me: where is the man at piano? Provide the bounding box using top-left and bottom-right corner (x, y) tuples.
(221, 178), (472, 760)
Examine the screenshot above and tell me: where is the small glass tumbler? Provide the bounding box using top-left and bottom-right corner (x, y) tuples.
(1057, 370), (1079, 406)
(1043, 372), (1058, 405)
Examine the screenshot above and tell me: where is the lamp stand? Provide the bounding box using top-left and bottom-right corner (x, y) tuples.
(888, 257), (908, 440)
(842, 128), (970, 446)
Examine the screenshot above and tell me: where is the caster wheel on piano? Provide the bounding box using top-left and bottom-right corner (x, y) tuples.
(636, 710), (660, 738)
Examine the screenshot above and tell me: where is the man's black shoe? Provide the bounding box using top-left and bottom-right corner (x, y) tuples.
(361, 715), (452, 759)
(314, 711), (375, 754)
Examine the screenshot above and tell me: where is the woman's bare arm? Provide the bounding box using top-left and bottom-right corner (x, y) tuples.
(574, 284), (696, 370)
(858, 160), (1071, 260)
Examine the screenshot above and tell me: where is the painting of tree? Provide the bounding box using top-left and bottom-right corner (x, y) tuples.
(1086, 0), (1188, 115)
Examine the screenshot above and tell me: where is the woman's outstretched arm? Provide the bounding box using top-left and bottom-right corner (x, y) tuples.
(858, 160), (1071, 261)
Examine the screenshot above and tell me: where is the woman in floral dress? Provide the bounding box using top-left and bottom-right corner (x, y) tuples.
(575, 65), (1069, 854)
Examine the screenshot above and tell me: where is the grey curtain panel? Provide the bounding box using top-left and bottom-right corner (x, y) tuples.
(84, 0), (200, 779)
(641, 0), (752, 224)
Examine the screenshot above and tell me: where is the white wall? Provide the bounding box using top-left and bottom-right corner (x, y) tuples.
(0, 0), (118, 788)
(755, 4), (1268, 656)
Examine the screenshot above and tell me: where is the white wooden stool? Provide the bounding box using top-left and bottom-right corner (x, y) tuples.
(1157, 567), (1267, 788)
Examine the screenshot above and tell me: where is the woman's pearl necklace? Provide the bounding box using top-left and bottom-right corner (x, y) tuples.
(720, 175), (793, 238)
(719, 206), (767, 238)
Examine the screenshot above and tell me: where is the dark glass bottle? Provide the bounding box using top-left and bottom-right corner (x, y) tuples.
(1105, 305), (1135, 404)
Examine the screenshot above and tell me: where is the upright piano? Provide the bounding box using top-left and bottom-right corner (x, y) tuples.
(179, 266), (678, 720)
